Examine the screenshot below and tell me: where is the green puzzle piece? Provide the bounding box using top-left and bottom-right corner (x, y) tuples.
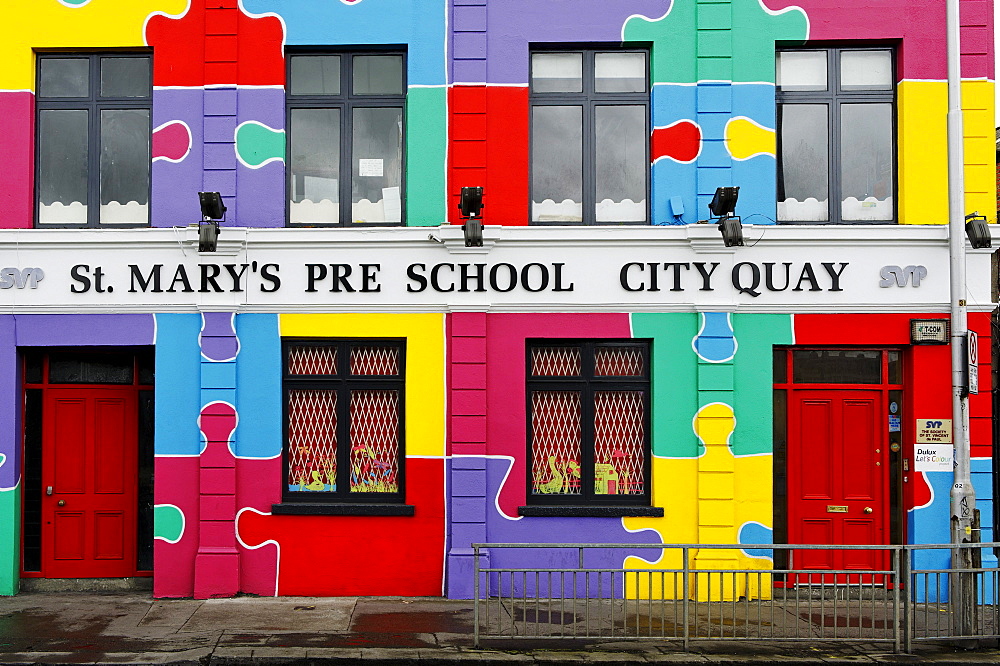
(154, 504), (185, 543)
(623, 0), (808, 84)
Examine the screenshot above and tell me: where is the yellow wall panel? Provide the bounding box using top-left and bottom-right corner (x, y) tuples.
(962, 80), (996, 219)
(0, 0), (187, 90)
(897, 81), (948, 225)
(279, 313), (446, 458)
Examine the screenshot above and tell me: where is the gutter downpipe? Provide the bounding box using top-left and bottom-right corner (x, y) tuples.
(946, 0), (976, 637)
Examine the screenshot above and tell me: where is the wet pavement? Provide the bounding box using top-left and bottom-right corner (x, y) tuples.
(0, 592), (999, 664)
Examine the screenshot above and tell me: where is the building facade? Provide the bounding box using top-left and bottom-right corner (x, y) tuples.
(0, 0), (995, 599)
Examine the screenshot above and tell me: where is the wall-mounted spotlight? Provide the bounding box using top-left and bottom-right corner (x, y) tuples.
(458, 186), (484, 247)
(708, 186), (743, 247)
(198, 191), (226, 253)
(965, 211), (991, 249)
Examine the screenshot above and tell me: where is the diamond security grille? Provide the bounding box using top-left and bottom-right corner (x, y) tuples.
(531, 390), (582, 495)
(287, 389), (338, 492)
(349, 390), (400, 492)
(288, 345), (337, 375)
(531, 346), (582, 377)
(593, 390), (644, 495)
(594, 346), (644, 376)
(350, 345), (400, 376)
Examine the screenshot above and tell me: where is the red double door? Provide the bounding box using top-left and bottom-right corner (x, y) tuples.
(41, 387), (138, 578)
(787, 389), (890, 581)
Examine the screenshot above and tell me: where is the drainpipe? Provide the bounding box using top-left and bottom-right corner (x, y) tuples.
(946, 0), (976, 636)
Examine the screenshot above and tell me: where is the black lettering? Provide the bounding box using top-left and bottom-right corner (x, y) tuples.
(129, 264), (162, 293)
(793, 263), (821, 291)
(430, 263), (455, 292)
(360, 264), (381, 293)
(646, 263), (659, 292)
(305, 264), (327, 293)
(329, 264), (356, 292)
(822, 262), (848, 291)
(70, 265), (91, 293)
(620, 263), (644, 292)
(406, 263), (428, 292)
(552, 263), (574, 291)
(167, 265), (194, 293)
(663, 262), (690, 291)
(520, 263), (549, 293)
(259, 263), (280, 292)
(693, 262), (719, 291)
(763, 262), (792, 291)
(199, 264), (224, 293)
(224, 264), (250, 292)
(93, 266), (109, 293)
(732, 262), (761, 297)
(489, 263), (517, 292)
(459, 263), (487, 293)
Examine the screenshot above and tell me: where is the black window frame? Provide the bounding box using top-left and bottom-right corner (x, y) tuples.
(776, 45), (897, 225)
(524, 339), (653, 508)
(280, 338), (406, 506)
(34, 52), (152, 228)
(528, 46), (650, 226)
(285, 48), (407, 227)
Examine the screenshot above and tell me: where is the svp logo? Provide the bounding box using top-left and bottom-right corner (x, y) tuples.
(0, 267), (44, 289)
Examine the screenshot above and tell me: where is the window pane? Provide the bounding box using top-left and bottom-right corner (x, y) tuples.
(792, 349), (881, 384)
(100, 109), (150, 224)
(532, 105), (583, 222)
(531, 53), (582, 93)
(777, 104), (829, 222)
(840, 103), (893, 221)
(840, 51), (892, 91)
(38, 58), (89, 97)
(350, 345), (400, 376)
(289, 108), (340, 224)
(888, 350), (901, 384)
(37, 110), (88, 225)
(288, 389), (338, 492)
(531, 391), (582, 496)
(531, 346), (582, 377)
(100, 57), (150, 98)
(352, 55), (403, 95)
(594, 391), (645, 495)
(775, 51), (827, 92)
(349, 390), (400, 493)
(594, 346), (645, 376)
(290, 55), (341, 95)
(773, 348), (787, 383)
(49, 352), (133, 384)
(288, 345), (338, 375)
(595, 105), (646, 222)
(595, 53), (645, 93)
(351, 107), (403, 223)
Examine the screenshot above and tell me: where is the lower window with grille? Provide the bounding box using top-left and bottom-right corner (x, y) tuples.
(281, 339), (405, 507)
(525, 340), (653, 510)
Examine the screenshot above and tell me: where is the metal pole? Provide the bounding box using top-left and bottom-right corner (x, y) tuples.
(945, 0), (976, 636)
(474, 545), (481, 647)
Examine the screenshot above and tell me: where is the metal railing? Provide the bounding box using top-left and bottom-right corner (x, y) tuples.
(472, 542), (1000, 653)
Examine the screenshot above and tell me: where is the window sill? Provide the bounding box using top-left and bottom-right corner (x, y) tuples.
(517, 506), (663, 518)
(271, 503), (415, 516)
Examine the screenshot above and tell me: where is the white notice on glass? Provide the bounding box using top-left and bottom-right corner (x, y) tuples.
(359, 159), (383, 177)
(914, 443), (954, 472)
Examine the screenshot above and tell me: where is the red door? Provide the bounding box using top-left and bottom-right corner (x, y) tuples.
(787, 389), (889, 582)
(41, 387), (138, 578)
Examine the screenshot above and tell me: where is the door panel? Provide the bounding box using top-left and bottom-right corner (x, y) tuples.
(787, 389), (889, 582)
(41, 387), (138, 578)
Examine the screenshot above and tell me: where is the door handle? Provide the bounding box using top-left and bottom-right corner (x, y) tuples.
(57, 500), (65, 507)
(863, 507), (873, 514)
(46, 486), (53, 496)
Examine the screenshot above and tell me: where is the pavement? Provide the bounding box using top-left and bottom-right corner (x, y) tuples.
(1, 592), (1000, 665)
